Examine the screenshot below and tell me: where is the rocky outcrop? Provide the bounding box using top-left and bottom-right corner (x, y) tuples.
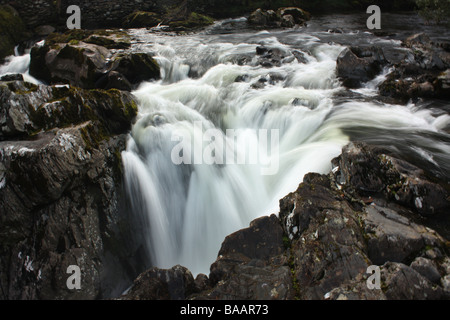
(0, 80), (142, 299)
(29, 29), (160, 90)
(248, 7), (310, 29)
(379, 33), (450, 102)
(336, 46), (387, 89)
(118, 142), (449, 300)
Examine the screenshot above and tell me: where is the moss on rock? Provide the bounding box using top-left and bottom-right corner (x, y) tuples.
(0, 5), (28, 62)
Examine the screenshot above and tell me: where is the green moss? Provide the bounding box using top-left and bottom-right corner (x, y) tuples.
(0, 5), (28, 61)
(168, 12), (215, 30)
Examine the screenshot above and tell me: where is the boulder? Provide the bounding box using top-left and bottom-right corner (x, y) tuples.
(118, 265), (196, 300)
(248, 7), (310, 28)
(29, 29), (159, 90)
(336, 46), (387, 88)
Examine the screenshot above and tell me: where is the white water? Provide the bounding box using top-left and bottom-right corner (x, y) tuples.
(0, 49), (41, 85)
(121, 28), (450, 276)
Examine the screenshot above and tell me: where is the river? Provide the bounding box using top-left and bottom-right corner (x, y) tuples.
(1, 12), (449, 277)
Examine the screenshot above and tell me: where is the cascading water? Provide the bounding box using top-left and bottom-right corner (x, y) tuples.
(121, 22), (450, 276)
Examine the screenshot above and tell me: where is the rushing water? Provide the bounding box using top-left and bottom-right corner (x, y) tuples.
(121, 14), (450, 275)
(1, 13), (449, 277)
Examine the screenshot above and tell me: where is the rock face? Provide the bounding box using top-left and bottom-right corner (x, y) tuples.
(119, 142), (450, 300)
(0, 80), (142, 299)
(0, 5), (29, 62)
(248, 7), (310, 28)
(29, 30), (160, 91)
(379, 33), (450, 102)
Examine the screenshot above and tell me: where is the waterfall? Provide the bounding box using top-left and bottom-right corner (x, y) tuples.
(120, 29), (450, 276)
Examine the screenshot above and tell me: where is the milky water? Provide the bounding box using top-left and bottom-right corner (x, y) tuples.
(121, 17), (450, 275)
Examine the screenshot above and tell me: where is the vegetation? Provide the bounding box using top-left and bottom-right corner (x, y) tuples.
(415, 0), (450, 24)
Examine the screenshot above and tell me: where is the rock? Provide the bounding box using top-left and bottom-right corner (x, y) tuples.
(410, 257), (442, 284)
(119, 265), (196, 300)
(279, 173), (372, 300)
(0, 5), (29, 62)
(29, 29), (159, 90)
(336, 46), (387, 88)
(333, 142), (450, 216)
(0, 81), (137, 140)
(110, 53), (160, 85)
(379, 33), (450, 102)
(123, 11), (161, 28)
(362, 204), (445, 265)
(206, 215), (293, 300)
(248, 7), (310, 29)
(381, 262), (447, 299)
(34, 25), (55, 37)
(167, 12), (215, 31)
(276, 7), (311, 24)
(0, 81), (141, 299)
(0, 74), (24, 81)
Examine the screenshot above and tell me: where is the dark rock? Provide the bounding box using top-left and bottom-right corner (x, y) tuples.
(248, 7), (310, 29)
(0, 5), (29, 62)
(333, 142), (450, 216)
(410, 257), (442, 284)
(382, 262), (447, 300)
(34, 25), (55, 37)
(0, 74), (24, 81)
(0, 80), (141, 299)
(29, 30), (159, 90)
(336, 46), (387, 88)
(111, 53), (160, 85)
(362, 204), (445, 265)
(119, 265), (196, 300)
(379, 33), (450, 101)
(206, 215), (293, 300)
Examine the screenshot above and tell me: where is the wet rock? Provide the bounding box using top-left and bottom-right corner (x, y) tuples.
(0, 5), (29, 62)
(0, 81), (137, 140)
(362, 204), (445, 265)
(0, 74), (24, 81)
(206, 215), (293, 300)
(336, 46), (387, 88)
(118, 265), (196, 300)
(333, 142), (450, 216)
(381, 262), (447, 300)
(0, 82), (140, 299)
(29, 29), (159, 90)
(410, 257), (442, 284)
(379, 33), (450, 102)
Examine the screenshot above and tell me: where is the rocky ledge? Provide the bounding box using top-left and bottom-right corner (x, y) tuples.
(29, 29), (160, 91)
(119, 142), (450, 300)
(0, 79), (144, 299)
(337, 33), (450, 102)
